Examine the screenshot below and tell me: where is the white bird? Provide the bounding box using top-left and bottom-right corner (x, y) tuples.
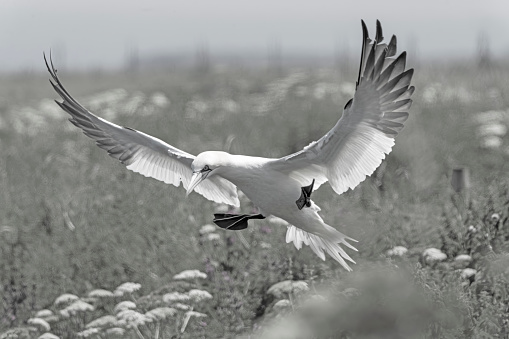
(45, 20), (414, 271)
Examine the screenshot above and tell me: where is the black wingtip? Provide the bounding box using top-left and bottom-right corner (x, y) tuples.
(43, 49), (59, 79)
(43, 51), (51, 75)
(375, 20), (383, 42)
(361, 20), (368, 40)
(357, 20), (369, 88)
(344, 98), (353, 110)
(407, 86), (415, 96)
(49, 50), (57, 75)
(387, 35), (397, 57)
(213, 213), (265, 231)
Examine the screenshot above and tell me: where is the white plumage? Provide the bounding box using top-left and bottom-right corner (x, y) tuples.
(46, 20), (414, 271)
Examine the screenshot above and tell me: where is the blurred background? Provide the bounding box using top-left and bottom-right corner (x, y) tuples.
(1, 1), (509, 338)
(1, 0), (508, 72)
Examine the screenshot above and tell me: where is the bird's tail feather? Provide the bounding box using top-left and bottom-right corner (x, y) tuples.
(285, 224), (358, 271)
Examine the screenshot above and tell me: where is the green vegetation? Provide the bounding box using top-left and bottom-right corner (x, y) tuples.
(1, 60), (508, 338)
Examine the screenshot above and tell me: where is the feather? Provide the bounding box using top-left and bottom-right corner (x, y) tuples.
(286, 225), (357, 271)
(45, 53), (239, 207)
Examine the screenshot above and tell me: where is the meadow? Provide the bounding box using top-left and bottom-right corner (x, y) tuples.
(1, 57), (509, 338)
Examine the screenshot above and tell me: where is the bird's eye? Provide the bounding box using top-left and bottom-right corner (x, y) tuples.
(203, 165), (210, 171)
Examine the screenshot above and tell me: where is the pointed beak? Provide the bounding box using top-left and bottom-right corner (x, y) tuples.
(186, 171), (210, 196)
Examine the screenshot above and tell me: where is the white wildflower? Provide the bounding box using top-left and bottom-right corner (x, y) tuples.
(221, 99), (239, 113)
(114, 282), (141, 296)
(173, 269), (207, 280)
(38, 333), (60, 339)
(472, 110), (504, 124)
(422, 83), (441, 103)
(185, 99), (208, 118)
(313, 83), (327, 99)
(62, 300), (95, 315)
(59, 309), (70, 318)
(163, 292), (190, 303)
(173, 303), (191, 311)
(468, 225), (477, 233)
(42, 316), (59, 323)
(54, 293), (79, 306)
(260, 242), (272, 249)
(273, 299), (291, 311)
(11, 106), (47, 136)
(88, 289), (115, 298)
(455, 254), (472, 263)
(422, 248), (447, 264)
(188, 289), (213, 302)
(150, 92), (170, 108)
(76, 328), (100, 338)
(481, 136), (502, 149)
(387, 246), (408, 257)
(1, 328), (30, 339)
(35, 310), (53, 318)
(87, 89), (128, 111)
(123, 92), (145, 113)
(28, 318), (50, 332)
(453, 254), (472, 269)
(301, 294), (327, 309)
(205, 233), (221, 241)
(477, 123), (507, 137)
(461, 268), (477, 279)
(105, 327), (125, 336)
(86, 315), (118, 329)
(491, 213), (501, 222)
(116, 310), (151, 328)
(39, 98), (63, 120)
(114, 301), (137, 313)
(199, 224), (217, 235)
(145, 307), (177, 321)
(267, 280), (309, 298)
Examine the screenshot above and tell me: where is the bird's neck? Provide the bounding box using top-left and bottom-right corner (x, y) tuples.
(216, 154), (271, 183)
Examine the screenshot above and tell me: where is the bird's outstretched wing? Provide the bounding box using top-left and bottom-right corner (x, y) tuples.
(45, 54), (239, 207)
(272, 20), (414, 195)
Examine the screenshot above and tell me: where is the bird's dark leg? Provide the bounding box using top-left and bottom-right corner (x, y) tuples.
(296, 179), (315, 210)
(213, 213), (265, 231)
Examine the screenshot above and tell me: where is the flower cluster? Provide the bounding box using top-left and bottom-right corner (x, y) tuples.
(1, 272), (215, 339)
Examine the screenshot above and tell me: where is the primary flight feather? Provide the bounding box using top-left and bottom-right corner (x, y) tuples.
(46, 20), (414, 271)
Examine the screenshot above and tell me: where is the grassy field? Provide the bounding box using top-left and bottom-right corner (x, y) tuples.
(1, 59), (509, 338)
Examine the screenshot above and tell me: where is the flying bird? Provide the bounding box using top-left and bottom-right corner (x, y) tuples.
(45, 20), (414, 271)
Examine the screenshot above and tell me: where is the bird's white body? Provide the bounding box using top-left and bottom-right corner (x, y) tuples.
(188, 151), (359, 267)
(220, 155), (303, 216)
(46, 20), (414, 271)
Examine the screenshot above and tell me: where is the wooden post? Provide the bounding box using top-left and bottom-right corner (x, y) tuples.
(451, 167), (470, 203)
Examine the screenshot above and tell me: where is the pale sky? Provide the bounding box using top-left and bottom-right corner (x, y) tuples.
(0, 0), (507, 71)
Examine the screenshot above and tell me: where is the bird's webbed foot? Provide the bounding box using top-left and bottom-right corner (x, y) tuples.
(296, 179), (315, 210)
(213, 213), (266, 231)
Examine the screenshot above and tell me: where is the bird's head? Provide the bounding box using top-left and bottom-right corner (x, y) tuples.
(186, 151), (230, 196)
